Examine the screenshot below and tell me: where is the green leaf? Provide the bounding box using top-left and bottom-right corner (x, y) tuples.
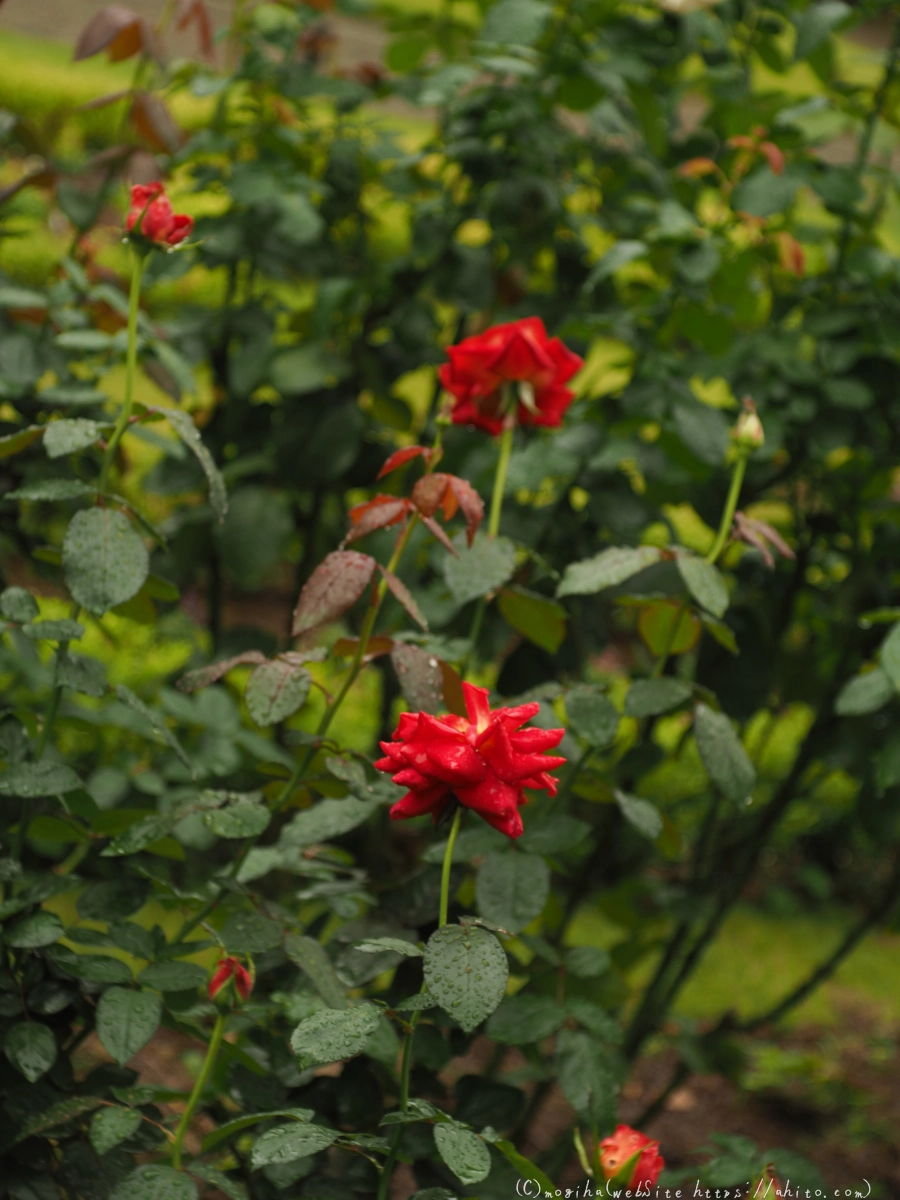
(221, 910), (282, 953)
(291, 1003), (382, 1068)
(186, 1165), (246, 1200)
(443, 532), (516, 606)
(95, 987), (161, 1065)
(5, 912), (64, 948)
(245, 660), (311, 726)
(498, 586), (566, 652)
(110, 1164), (197, 1200)
(879, 624), (900, 691)
(565, 685), (619, 747)
(615, 789), (663, 839)
(794, 0), (850, 59)
(57, 652), (108, 697)
(90, 1106), (142, 1155)
(677, 552), (729, 618)
(43, 418), (105, 458)
(624, 678), (693, 718)
(63, 508), (149, 616)
(284, 934), (348, 1009)
(565, 946), (611, 978)
(0, 425), (43, 458)
(148, 406), (228, 523)
(139, 962), (206, 991)
(22, 619), (85, 641)
(250, 1122), (338, 1168)
(0, 585), (39, 621)
(101, 812), (176, 857)
(731, 168), (801, 218)
(433, 1123), (491, 1186)
(480, 0), (550, 46)
(556, 1028), (619, 1125)
(4, 1021), (56, 1082)
(204, 797), (271, 839)
(585, 240), (647, 287)
(423, 923), (508, 1033)
(269, 343), (350, 397)
(50, 948), (133, 983)
(490, 1139), (558, 1196)
(557, 546), (660, 598)
(202, 1108), (315, 1153)
(355, 936), (423, 957)
(518, 813), (589, 854)
(281, 798), (379, 846)
(694, 703), (756, 805)
(485, 994), (566, 1044)
(835, 668), (895, 716)
(6, 479), (95, 502)
(0, 761), (81, 796)
(476, 850), (550, 933)
(0, 285), (47, 308)
(276, 194), (325, 246)
(9, 1095), (103, 1146)
(114, 685), (192, 770)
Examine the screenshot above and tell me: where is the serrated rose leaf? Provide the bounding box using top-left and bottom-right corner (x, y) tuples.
(292, 550), (376, 636)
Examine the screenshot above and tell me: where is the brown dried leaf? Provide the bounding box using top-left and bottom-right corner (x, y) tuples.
(177, 650), (267, 692)
(420, 515), (457, 556)
(131, 91), (183, 154)
(292, 550), (376, 637)
(447, 476), (484, 546)
(175, 0), (216, 63)
(411, 473), (450, 519)
(390, 642), (443, 714)
(379, 566), (428, 631)
(74, 6), (163, 64)
(345, 495), (411, 544)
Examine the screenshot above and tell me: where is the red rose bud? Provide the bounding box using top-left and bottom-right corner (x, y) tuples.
(751, 1164), (786, 1199)
(126, 183), (194, 248)
(374, 682), (565, 839)
(599, 1125), (665, 1189)
(208, 956), (253, 1003)
(439, 316), (583, 436)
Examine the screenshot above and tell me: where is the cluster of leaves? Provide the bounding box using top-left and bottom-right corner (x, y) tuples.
(1, 0), (900, 1196)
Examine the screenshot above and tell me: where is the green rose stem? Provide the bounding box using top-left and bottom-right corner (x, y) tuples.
(463, 413), (515, 677)
(171, 1010), (227, 1170)
(378, 806), (463, 1200)
(704, 446), (749, 566)
(98, 249), (146, 496)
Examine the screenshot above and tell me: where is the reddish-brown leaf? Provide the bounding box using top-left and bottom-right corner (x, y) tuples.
(177, 650), (267, 692)
(390, 642), (443, 714)
(379, 566), (428, 631)
(131, 91), (183, 154)
(410, 473), (451, 519)
(346, 495), (412, 543)
(420, 515), (457, 556)
(76, 90), (132, 113)
(292, 550), (376, 637)
(376, 445), (433, 480)
(175, 0), (216, 62)
(760, 141), (785, 176)
(447, 476), (484, 546)
(74, 6), (163, 64)
(332, 635), (394, 663)
(439, 659), (467, 717)
(678, 157), (718, 179)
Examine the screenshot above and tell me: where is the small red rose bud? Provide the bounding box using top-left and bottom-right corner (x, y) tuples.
(126, 183), (193, 249)
(599, 1125), (664, 1188)
(208, 956), (254, 1004)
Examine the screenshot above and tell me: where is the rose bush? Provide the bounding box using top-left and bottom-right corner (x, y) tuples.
(0, 0), (898, 1197)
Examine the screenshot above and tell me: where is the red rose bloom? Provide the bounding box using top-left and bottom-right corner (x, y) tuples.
(374, 682), (565, 839)
(599, 1125), (664, 1188)
(439, 317), (583, 436)
(208, 956), (253, 1003)
(126, 183), (193, 248)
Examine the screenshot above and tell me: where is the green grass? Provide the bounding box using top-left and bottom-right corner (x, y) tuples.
(568, 901), (900, 1029)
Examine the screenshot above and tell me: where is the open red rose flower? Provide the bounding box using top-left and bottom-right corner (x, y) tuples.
(208, 956), (253, 1003)
(439, 316), (583, 436)
(374, 682), (565, 838)
(125, 183), (193, 248)
(599, 1125), (664, 1188)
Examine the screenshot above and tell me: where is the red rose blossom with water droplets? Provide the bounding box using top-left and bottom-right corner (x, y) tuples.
(126, 183), (193, 248)
(374, 682), (565, 839)
(439, 317), (583, 436)
(208, 956), (253, 1003)
(599, 1125), (664, 1188)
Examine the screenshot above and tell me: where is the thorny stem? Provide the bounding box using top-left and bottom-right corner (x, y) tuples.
(171, 1011), (227, 1170)
(99, 251), (145, 495)
(705, 450), (748, 566)
(462, 418), (515, 676)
